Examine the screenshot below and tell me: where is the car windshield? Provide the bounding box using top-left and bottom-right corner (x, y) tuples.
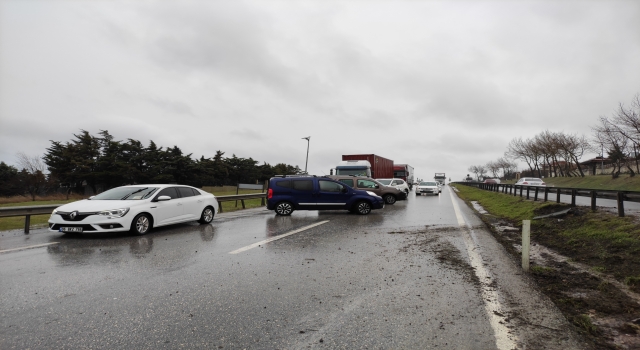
(377, 180), (392, 185)
(91, 187), (158, 200)
(420, 182), (437, 186)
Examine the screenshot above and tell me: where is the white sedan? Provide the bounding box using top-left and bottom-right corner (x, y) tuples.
(48, 185), (219, 235)
(416, 181), (441, 195)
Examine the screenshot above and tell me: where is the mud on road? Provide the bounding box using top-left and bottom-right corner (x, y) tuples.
(477, 205), (640, 350)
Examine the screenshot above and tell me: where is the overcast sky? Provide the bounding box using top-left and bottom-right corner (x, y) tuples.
(1, 0), (639, 182)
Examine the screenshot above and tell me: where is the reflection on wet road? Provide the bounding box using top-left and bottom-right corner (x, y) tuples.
(0, 187), (587, 349)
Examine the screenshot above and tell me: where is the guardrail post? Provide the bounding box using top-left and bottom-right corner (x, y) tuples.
(618, 192), (625, 217)
(24, 215), (31, 234)
(218, 200), (224, 213)
(556, 188), (561, 203)
(526, 187), (530, 199)
(571, 189), (576, 207)
(520, 186), (523, 197)
(591, 191), (597, 211)
(241, 199), (246, 209)
(534, 187), (539, 201)
(544, 187), (548, 202)
(522, 220), (530, 272)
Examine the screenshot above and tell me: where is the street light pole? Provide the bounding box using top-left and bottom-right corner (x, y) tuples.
(302, 136), (310, 174)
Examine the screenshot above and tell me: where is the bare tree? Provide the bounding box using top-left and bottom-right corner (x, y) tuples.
(15, 152), (49, 200)
(486, 160), (501, 179)
(593, 117), (634, 178)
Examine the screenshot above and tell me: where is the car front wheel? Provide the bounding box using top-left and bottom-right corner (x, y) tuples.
(198, 206), (214, 224)
(275, 202), (294, 216)
(131, 213), (152, 235)
(383, 194), (397, 204)
(355, 201), (372, 215)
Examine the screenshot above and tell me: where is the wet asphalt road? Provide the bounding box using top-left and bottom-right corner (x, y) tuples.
(1, 187), (589, 349)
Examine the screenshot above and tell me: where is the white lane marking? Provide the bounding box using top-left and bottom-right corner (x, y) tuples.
(229, 220), (330, 254)
(449, 188), (518, 350)
(0, 242), (60, 254)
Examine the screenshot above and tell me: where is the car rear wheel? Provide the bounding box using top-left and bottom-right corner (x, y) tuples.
(383, 194), (397, 204)
(355, 201), (372, 215)
(275, 202), (294, 216)
(198, 206), (214, 224)
(404, 189), (409, 196)
(131, 213), (152, 235)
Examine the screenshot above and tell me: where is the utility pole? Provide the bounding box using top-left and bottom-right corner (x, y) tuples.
(302, 136), (310, 174)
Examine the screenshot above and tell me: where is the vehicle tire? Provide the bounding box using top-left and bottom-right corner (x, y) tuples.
(354, 201), (372, 215)
(198, 206), (215, 224)
(275, 201), (294, 216)
(131, 213), (152, 235)
(405, 189), (410, 196)
(383, 194), (397, 204)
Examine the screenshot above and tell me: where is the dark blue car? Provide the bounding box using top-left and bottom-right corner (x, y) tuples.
(266, 175), (385, 215)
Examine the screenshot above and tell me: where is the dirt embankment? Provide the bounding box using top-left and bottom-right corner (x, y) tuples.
(476, 204), (640, 349)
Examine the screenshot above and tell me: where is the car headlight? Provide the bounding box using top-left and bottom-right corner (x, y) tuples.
(366, 191), (381, 198)
(98, 208), (130, 218)
(52, 209), (58, 215)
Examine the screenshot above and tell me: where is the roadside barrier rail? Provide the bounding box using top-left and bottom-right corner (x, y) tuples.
(455, 182), (640, 217)
(0, 193), (267, 234)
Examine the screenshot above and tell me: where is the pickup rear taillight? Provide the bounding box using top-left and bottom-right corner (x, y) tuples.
(522, 182), (528, 184)
(541, 182), (546, 186)
(268, 188), (273, 199)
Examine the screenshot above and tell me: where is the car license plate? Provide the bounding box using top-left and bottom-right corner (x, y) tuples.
(60, 227), (83, 232)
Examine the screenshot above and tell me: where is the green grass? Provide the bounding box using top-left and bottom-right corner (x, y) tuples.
(504, 174), (640, 191)
(454, 184), (565, 221)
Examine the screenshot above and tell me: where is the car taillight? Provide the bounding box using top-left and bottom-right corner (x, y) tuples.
(523, 182), (528, 184)
(541, 182), (546, 185)
(268, 188), (273, 199)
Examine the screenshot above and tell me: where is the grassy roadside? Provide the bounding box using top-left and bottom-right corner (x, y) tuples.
(453, 184), (640, 348)
(505, 174), (640, 191)
(0, 187), (266, 231)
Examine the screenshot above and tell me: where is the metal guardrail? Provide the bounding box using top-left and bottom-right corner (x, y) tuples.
(0, 193), (267, 234)
(455, 182), (640, 217)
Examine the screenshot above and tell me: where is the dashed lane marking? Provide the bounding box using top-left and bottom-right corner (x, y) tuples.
(0, 242), (60, 254)
(229, 220), (330, 254)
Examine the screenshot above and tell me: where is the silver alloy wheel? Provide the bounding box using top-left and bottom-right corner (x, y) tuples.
(276, 202), (293, 216)
(384, 194), (396, 204)
(202, 208), (214, 223)
(135, 215), (150, 234)
(356, 201), (371, 215)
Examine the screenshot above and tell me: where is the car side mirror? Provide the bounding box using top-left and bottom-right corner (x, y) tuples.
(341, 187), (348, 193)
(157, 195), (171, 201)
(375, 184), (379, 188)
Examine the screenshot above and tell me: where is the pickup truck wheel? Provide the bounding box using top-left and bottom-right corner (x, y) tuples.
(383, 194), (396, 204)
(355, 201), (372, 215)
(404, 189), (410, 196)
(275, 201), (294, 216)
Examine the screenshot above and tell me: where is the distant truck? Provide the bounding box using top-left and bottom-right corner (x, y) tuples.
(393, 164), (414, 189)
(335, 154), (394, 179)
(434, 173), (446, 185)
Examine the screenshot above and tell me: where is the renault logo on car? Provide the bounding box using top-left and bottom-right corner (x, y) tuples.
(69, 211), (77, 220)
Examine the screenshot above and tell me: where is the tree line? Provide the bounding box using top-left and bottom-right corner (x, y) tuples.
(468, 94), (640, 180)
(1, 130), (302, 199)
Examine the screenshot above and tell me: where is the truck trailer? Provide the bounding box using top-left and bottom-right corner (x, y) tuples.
(393, 164), (414, 188)
(434, 173), (446, 185)
(336, 154), (394, 179)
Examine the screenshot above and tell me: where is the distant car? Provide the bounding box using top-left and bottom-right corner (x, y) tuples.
(416, 181), (441, 196)
(328, 175), (407, 204)
(376, 178), (410, 196)
(483, 179), (499, 184)
(266, 175), (385, 216)
(48, 185), (219, 235)
(515, 177), (546, 187)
